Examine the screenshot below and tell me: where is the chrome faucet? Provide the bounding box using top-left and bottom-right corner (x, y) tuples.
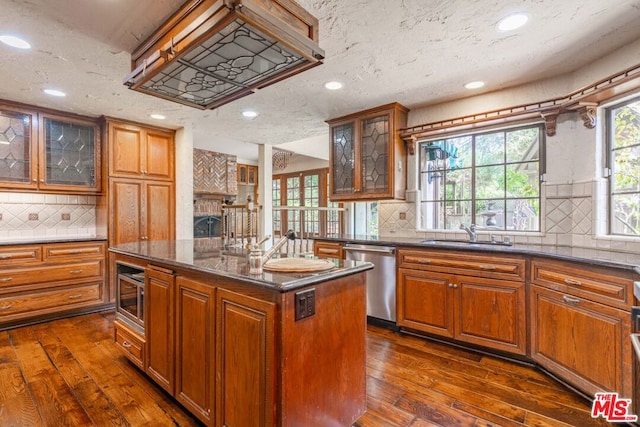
(248, 229), (297, 274)
(459, 223), (477, 242)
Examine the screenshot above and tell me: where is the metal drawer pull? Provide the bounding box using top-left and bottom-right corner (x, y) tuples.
(563, 278), (582, 286)
(0, 277), (13, 282)
(417, 259), (431, 264)
(69, 269), (84, 274)
(0, 304), (13, 310)
(448, 283), (458, 288)
(0, 255), (12, 259)
(479, 265), (497, 270)
(67, 250), (82, 254)
(562, 295), (580, 304)
(122, 341), (132, 349)
(68, 294), (82, 299)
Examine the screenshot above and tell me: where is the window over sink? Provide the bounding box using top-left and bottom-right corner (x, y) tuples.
(418, 124), (544, 232)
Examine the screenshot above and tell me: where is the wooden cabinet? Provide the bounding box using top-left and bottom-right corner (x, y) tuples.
(313, 240), (344, 259)
(237, 163), (258, 185)
(327, 102), (409, 201)
(105, 118), (176, 247)
(193, 148), (237, 195)
(397, 248), (527, 355)
(0, 241), (107, 328)
(530, 258), (634, 402)
(0, 102), (101, 193)
(175, 276), (216, 425)
(107, 120), (174, 181)
(216, 288), (275, 427)
(109, 178), (174, 245)
(114, 319), (146, 369)
(145, 265), (175, 394)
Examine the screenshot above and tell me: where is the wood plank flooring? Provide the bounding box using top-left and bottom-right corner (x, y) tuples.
(0, 312), (610, 426)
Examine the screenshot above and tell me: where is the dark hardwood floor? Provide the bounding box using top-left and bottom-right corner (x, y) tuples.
(0, 312), (610, 426)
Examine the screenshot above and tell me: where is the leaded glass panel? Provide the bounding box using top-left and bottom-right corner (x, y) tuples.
(332, 123), (354, 195)
(361, 116), (389, 194)
(44, 118), (96, 186)
(0, 110), (32, 183)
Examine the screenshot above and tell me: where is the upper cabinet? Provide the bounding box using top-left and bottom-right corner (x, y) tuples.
(108, 120), (174, 182)
(327, 102), (409, 201)
(0, 102), (101, 193)
(193, 148), (237, 195)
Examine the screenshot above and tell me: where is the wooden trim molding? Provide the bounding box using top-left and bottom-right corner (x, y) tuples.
(400, 62), (640, 150)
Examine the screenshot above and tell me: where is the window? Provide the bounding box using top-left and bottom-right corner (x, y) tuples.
(418, 124), (543, 231)
(272, 169), (343, 237)
(607, 96), (640, 236)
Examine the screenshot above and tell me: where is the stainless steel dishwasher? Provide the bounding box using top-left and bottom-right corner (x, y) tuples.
(344, 244), (396, 323)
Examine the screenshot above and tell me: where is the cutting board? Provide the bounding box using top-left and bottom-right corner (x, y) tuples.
(262, 257), (335, 273)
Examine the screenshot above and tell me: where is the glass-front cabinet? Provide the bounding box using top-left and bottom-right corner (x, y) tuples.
(327, 102), (409, 201)
(0, 102), (100, 193)
(0, 105), (38, 190)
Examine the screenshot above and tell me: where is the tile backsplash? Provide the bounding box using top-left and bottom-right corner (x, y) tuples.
(378, 179), (640, 254)
(0, 192), (97, 241)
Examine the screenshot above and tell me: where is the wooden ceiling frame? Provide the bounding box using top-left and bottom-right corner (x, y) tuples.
(401, 62), (640, 154)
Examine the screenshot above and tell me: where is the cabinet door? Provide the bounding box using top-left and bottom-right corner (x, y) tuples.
(247, 166), (257, 185)
(330, 121), (356, 199)
(145, 266), (175, 394)
(0, 105), (38, 190)
(110, 178), (143, 245)
(39, 114), (100, 192)
(397, 269), (454, 338)
(360, 113), (390, 196)
(530, 285), (632, 398)
(144, 181), (175, 242)
(237, 164), (247, 184)
(109, 122), (143, 178)
(455, 276), (526, 355)
(216, 288), (275, 427)
(144, 129), (174, 181)
(175, 277), (215, 425)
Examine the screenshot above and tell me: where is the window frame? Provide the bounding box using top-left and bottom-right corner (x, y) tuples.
(417, 122), (546, 232)
(605, 94), (640, 237)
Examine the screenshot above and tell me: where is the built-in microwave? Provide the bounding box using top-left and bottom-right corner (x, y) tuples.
(116, 265), (145, 331)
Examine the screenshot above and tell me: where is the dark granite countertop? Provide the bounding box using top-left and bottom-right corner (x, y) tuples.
(315, 235), (640, 274)
(109, 239), (374, 292)
(0, 236), (108, 246)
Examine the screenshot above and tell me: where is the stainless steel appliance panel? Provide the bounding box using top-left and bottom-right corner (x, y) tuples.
(344, 244), (396, 322)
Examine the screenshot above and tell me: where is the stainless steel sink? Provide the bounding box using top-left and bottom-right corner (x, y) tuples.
(419, 239), (512, 247)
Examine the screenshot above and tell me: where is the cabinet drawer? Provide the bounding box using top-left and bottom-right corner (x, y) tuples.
(114, 321), (146, 369)
(0, 245), (42, 267)
(0, 260), (103, 289)
(0, 282), (102, 318)
(44, 242), (106, 261)
(314, 242), (344, 259)
(398, 249), (525, 281)
(531, 259), (633, 309)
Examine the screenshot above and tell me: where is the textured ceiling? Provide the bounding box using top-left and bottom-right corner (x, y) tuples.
(1, 0), (640, 161)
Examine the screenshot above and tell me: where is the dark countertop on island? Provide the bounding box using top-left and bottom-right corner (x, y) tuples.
(315, 234), (640, 274)
(109, 239), (374, 291)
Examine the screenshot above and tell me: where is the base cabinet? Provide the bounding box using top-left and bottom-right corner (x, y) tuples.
(216, 288), (275, 427)
(530, 284), (632, 399)
(175, 277), (215, 425)
(397, 249), (527, 355)
(145, 265), (175, 394)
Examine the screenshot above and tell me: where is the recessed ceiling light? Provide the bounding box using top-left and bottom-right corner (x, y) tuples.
(324, 81), (343, 90)
(242, 110), (258, 118)
(464, 81), (485, 89)
(150, 113), (166, 120)
(0, 35), (31, 49)
(43, 89), (66, 97)
(497, 13), (528, 31)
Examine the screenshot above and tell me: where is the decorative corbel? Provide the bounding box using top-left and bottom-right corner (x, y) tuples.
(403, 134), (417, 155)
(540, 109), (560, 137)
(577, 102), (597, 129)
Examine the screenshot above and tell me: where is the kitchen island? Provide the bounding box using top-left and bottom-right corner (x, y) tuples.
(109, 239), (373, 427)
